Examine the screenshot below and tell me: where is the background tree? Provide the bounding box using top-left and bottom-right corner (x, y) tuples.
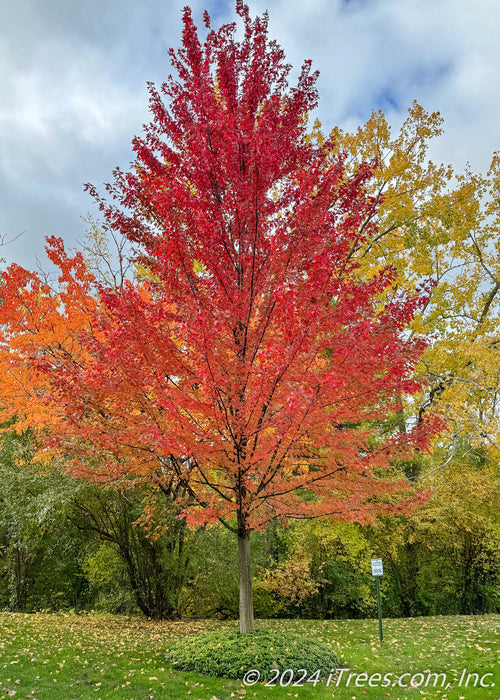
(72, 481), (193, 619)
(256, 519), (374, 619)
(318, 104), (500, 453)
(0, 422), (196, 617)
(0, 426), (90, 612)
(367, 440), (500, 616)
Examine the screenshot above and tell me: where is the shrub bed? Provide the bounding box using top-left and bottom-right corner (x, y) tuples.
(165, 628), (339, 679)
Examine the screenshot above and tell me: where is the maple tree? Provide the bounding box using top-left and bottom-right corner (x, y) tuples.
(0, 4), (438, 633)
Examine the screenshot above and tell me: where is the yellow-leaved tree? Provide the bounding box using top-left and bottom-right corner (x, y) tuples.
(316, 101), (500, 458)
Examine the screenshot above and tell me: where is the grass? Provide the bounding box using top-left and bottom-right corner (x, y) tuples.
(0, 612), (498, 699)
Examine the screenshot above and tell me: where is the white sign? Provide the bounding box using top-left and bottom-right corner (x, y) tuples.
(371, 558), (383, 576)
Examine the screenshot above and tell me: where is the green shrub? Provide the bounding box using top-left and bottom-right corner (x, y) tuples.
(165, 629), (339, 679)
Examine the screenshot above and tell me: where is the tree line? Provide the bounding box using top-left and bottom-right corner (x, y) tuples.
(0, 426), (498, 618)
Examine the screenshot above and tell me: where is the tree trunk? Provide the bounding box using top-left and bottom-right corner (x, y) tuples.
(238, 529), (254, 634)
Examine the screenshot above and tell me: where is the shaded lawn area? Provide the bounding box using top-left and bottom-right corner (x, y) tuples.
(0, 612), (498, 699)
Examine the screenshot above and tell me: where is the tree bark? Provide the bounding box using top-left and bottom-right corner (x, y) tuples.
(238, 529), (254, 634)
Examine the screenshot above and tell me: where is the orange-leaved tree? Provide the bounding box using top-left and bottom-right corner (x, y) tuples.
(0, 3), (440, 633)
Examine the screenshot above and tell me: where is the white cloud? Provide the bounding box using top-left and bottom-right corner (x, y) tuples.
(256, 0), (500, 173)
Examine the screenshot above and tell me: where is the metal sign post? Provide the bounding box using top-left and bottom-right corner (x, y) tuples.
(371, 558), (384, 642)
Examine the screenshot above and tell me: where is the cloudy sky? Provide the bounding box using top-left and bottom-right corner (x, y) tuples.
(1, 0), (498, 269)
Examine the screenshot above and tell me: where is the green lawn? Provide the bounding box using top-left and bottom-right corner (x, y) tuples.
(0, 612), (498, 699)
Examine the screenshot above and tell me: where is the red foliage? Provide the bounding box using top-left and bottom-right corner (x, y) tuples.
(0, 4), (438, 534)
